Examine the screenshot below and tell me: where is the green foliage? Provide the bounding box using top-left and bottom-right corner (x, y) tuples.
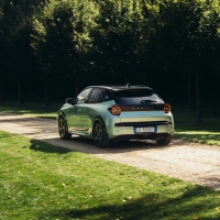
(148, 0), (220, 70)
(0, 0), (47, 104)
(92, 0), (151, 83)
(31, 0), (97, 95)
(0, 0), (220, 114)
(1, 130), (220, 219)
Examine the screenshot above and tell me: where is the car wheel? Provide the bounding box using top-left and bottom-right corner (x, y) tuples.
(93, 121), (110, 148)
(156, 134), (172, 145)
(58, 115), (71, 139)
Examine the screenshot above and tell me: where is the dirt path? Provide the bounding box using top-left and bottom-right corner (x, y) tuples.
(1, 112), (220, 190)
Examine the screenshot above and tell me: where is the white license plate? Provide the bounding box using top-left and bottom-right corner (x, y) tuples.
(134, 127), (155, 133)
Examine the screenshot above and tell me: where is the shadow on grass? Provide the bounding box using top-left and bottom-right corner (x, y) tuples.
(201, 177), (220, 190)
(29, 139), (72, 154)
(37, 185), (219, 220)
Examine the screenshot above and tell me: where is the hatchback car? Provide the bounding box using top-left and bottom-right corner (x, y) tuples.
(57, 84), (174, 147)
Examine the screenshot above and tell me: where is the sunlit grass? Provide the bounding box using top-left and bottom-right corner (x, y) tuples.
(175, 131), (220, 145)
(173, 105), (220, 145)
(1, 130), (220, 220)
(0, 102), (58, 119)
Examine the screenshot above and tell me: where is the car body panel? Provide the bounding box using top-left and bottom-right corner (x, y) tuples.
(119, 111), (167, 123)
(65, 104), (80, 131)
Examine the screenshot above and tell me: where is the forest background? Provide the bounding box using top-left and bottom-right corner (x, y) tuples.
(0, 0), (220, 124)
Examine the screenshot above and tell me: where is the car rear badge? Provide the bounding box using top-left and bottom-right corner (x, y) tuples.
(132, 106), (154, 110)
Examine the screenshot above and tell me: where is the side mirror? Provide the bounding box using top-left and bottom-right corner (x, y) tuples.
(65, 98), (75, 105)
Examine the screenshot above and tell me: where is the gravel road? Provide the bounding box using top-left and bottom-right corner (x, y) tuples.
(1, 112), (220, 190)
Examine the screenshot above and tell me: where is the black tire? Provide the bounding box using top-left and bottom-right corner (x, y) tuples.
(58, 115), (71, 139)
(156, 134), (173, 145)
(93, 121), (110, 148)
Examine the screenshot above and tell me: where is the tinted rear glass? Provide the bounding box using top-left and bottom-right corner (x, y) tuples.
(112, 89), (164, 105)
(114, 89), (153, 97)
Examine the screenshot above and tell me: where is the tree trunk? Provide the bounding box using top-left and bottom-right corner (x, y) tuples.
(74, 54), (80, 96)
(97, 70), (101, 84)
(142, 72), (146, 85)
(195, 72), (202, 124)
(45, 78), (49, 109)
(74, 73), (79, 96)
(29, 80), (33, 101)
(187, 72), (191, 109)
(124, 75), (128, 84)
(18, 75), (23, 106)
(0, 81), (3, 103)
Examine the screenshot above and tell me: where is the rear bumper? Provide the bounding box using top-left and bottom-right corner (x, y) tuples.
(106, 121), (174, 139)
(104, 110), (174, 140)
(111, 132), (172, 141)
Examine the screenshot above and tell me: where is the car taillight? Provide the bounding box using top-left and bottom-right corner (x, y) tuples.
(164, 103), (171, 113)
(109, 105), (122, 115)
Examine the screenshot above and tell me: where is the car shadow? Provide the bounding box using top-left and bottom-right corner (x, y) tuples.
(29, 135), (179, 155)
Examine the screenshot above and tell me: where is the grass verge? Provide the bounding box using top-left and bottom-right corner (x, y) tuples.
(1, 130), (220, 220)
(173, 106), (220, 146)
(0, 102), (58, 119)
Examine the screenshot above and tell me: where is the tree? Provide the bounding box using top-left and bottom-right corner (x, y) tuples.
(32, 0), (97, 106)
(146, 0), (220, 124)
(92, 0), (151, 84)
(0, 0), (46, 105)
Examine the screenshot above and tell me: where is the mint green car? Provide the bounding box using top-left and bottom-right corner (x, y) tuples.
(57, 85), (174, 147)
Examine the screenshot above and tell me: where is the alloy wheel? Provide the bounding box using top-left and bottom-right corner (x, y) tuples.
(94, 123), (103, 145)
(58, 117), (66, 138)
(58, 116), (71, 139)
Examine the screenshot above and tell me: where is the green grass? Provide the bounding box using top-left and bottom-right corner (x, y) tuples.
(0, 102), (58, 119)
(1, 130), (220, 220)
(173, 106), (220, 145)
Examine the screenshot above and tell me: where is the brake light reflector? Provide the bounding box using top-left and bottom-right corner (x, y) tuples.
(164, 104), (171, 113)
(109, 105), (122, 115)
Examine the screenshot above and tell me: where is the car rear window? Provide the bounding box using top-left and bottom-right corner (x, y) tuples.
(113, 89), (154, 97)
(112, 89), (164, 105)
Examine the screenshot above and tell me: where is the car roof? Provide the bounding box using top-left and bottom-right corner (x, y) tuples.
(86, 85), (154, 91)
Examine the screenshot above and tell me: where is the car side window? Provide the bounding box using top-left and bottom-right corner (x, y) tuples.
(76, 88), (92, 104)
(88, 88), (103, 103)
(99, 89), (112, 102)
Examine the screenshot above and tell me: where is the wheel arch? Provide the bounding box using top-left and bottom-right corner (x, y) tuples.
(57, 110), (66, 120)
(92, 116), (107, 134)
(92, 116), (110, 147)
